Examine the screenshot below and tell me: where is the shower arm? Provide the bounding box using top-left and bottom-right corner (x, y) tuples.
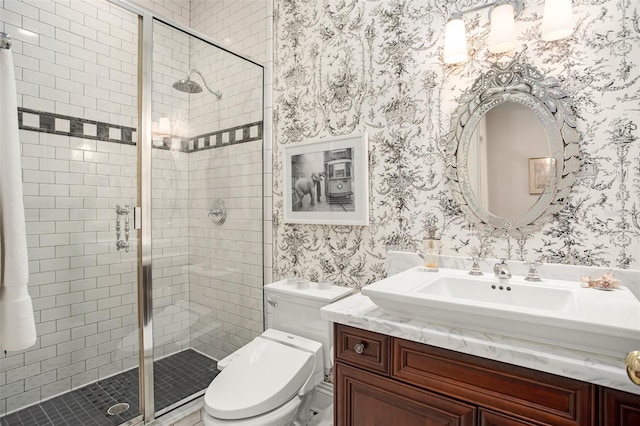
(188, 69), (222, 99)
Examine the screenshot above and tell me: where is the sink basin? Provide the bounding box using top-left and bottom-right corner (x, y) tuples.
(416, 275), (577, 313)
(361, 267), (640, 357)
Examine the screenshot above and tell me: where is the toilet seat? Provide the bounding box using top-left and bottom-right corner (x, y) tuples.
(204, 335), (315, 420)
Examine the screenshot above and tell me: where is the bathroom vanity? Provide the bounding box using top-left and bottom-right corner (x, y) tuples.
(322, 294), (640, 426)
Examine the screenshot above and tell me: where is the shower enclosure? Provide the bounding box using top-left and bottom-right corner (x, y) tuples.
(0, 0), (264, 424)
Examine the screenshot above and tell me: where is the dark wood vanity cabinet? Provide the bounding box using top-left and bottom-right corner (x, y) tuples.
(335, 324), (640, 426)
(336, 363), (475, 426)
(600, 387), (640, 425)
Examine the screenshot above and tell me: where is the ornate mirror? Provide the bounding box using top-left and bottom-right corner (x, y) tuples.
(446, 58), (580, 236)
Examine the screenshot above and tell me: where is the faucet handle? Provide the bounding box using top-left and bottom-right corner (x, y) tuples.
(493, 259), (511, 279)
(467, 257), (483, 276)
(524, 260), (542, 282)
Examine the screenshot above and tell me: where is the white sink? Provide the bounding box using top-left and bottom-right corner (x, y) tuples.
(416, 274), (577, 313)
(361, 267), (640, 357)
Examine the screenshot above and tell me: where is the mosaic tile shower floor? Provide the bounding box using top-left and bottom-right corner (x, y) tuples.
(0, 349), (219, 426)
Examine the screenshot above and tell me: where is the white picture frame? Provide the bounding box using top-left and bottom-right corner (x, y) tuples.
(283, 133), (369, 225)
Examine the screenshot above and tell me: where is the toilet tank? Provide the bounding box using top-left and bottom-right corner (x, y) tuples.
(265, 281), (353, 374)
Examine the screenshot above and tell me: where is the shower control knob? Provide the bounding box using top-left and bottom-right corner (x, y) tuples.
(354, 343), (365, 354)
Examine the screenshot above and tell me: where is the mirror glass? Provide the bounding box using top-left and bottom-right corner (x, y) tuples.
(446, 59), (580, 235)
(466, 102), (551, 219)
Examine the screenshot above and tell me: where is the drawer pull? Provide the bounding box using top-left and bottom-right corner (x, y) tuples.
(354, 343), (365, 354)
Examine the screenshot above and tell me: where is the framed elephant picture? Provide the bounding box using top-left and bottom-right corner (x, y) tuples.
(283, 133), (369, 225)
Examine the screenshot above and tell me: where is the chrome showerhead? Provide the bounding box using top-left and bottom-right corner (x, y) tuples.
(172, 69), (222, 99)
(172, 78), (203, 93)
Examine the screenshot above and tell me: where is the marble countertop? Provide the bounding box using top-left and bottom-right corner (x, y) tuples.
(321, 292), (640, 396)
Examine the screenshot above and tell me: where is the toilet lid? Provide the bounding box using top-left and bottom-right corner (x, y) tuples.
(204, 336), (315, 420)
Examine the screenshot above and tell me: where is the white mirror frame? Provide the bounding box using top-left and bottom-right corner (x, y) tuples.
(445, 58), (580, 237)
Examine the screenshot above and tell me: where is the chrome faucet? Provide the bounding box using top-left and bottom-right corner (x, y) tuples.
(493, 259), (511, 283)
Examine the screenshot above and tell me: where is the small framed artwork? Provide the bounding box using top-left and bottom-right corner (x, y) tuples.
(283, 133), (369, 225)
(528, 157), (556, 195)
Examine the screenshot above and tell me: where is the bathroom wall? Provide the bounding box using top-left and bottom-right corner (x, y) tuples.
(272, 0), (640, 289)
(188, 0), (274, 287)
(190, 0), (268, 64)
(131, 0), (190, 27)
(188, 35), (263, 136)
(151, 147), (192, 358)
(187, 0), (269, 360)
(188, 139), (264, 361)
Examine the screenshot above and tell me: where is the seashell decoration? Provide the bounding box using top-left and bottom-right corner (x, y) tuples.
(580, 273), (620, 291)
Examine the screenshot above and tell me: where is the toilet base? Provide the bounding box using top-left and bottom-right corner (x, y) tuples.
(203, 394), (304, 426)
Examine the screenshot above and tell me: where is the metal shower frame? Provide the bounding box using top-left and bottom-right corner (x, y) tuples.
(105, 1), (264, 424)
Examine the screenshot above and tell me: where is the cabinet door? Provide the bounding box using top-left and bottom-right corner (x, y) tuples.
(601, 387), (640, 426)
(335, 362), (475, 426)
(479, 409), (538, 426)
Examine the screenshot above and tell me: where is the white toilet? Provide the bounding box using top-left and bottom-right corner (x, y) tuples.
(203, 280), (353, 426)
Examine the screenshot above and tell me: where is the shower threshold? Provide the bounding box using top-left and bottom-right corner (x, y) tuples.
(0, 349), (219, 426)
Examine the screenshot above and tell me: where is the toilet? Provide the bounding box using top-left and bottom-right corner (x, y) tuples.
(203, 280), (353, 426)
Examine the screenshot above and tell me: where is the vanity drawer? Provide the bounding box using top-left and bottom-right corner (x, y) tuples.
(335, 324), (390, 375)
(392, 339), (595, 425)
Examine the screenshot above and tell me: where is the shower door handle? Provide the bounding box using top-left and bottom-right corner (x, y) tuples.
(133, 207), (142, 230)
(115, 204), (131, 252)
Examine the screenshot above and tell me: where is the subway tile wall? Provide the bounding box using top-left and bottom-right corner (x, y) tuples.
(0, 0), (141, 416)
(188, 35), (263, 137)
(0, 129), (140, 415)
(151, 147), (191, 359)
(131, 0), (191, 27)
(188, 0), (273, 286)
(0, 0), (266, 417)
(151, 19), (191, 138)
(190, 0), (268, 64)
(186, 0), (267, 364)
(0, 0), (139, 127)
(188, 140), (264, 361)
(149, 19), (192, 361)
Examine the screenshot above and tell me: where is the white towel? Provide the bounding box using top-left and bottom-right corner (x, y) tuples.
(0, 48), (37, 352)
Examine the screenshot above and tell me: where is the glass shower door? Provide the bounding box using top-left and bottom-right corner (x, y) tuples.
(0, 0), (143, 424)
(149, 19), (264, 414)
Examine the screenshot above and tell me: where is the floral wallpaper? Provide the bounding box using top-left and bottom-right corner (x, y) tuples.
(272, 0), (640, 289)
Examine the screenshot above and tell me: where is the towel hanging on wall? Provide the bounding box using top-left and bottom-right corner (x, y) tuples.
(0, 46), (37, 351)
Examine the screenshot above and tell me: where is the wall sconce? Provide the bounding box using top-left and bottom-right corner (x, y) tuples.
(443, 0), (573, 65)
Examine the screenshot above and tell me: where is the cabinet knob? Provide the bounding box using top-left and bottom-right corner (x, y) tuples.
(626, 351), (640, 385)
(354, 343), (365, 354)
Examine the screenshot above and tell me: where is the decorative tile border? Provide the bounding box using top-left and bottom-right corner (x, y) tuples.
(18, 108), (136, 145)
(17, 108), (262, 153)
(185, 121), (263, 153)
